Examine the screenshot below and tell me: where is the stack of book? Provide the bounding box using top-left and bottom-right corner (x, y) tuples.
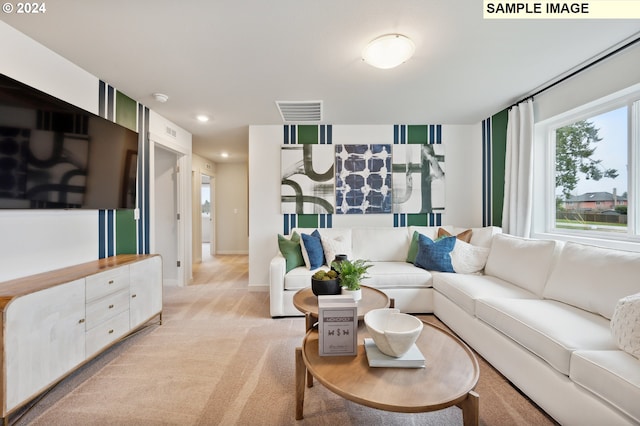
(364, 338), (425, 368)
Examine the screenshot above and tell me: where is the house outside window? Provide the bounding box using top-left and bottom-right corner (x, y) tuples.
(534, 84), (639, 244)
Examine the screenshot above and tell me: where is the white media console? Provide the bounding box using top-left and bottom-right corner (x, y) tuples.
(0, 254), (162, 424)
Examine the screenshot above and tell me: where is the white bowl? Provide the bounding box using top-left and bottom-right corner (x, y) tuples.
(364, 308), (423, 357)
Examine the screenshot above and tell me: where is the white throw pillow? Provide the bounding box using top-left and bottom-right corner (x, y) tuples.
(610, 293), (640, 359)
(450, 240), (490, 274)
(321, 234), (353, 266)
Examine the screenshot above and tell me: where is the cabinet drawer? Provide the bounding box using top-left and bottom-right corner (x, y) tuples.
(85, 289), (130, 331)
(86, 266), (130, 302)
(85, 310), (130, 357)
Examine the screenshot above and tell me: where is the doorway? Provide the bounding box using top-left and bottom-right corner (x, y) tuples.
(201, 174), (215, 258)
(152, 145), (191, 287)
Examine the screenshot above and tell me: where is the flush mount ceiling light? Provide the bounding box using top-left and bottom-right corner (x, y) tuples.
(152, 93), (169, 103)
(362, 34), (415, 69)
(196, 115), (210, 123)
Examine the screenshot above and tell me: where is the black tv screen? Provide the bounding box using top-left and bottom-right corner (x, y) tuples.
(0, 74), (139, 209)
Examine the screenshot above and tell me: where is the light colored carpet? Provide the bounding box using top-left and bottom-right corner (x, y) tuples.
(12, 255), (556, 425)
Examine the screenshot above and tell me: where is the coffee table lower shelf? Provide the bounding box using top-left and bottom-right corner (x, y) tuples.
(295, 321), (480, 425)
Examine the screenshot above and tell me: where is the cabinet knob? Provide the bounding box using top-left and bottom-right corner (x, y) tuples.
(108, 329), (114, 334)
(79, 318), (85, 324)
(131, 294), (137, 298)
(108, 280), (114, 284)
(108, 304), (114, 309)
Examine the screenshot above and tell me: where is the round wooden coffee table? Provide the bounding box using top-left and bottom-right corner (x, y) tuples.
(295, 320), (480, 425)
(293, 285), (391, 331)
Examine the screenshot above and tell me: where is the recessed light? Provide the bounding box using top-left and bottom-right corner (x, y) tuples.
(196, 115), (210, 122)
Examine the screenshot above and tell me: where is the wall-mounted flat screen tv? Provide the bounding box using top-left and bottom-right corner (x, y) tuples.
(0, 73), (139, 210)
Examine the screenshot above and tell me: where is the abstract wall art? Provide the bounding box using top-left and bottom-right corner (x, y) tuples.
(392, 144), (445, 214)
(281, 144), (335, 214)
(335, 144), (392, 214)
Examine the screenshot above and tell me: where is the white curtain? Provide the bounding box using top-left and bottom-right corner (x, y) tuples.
(502, 99), (534, 237)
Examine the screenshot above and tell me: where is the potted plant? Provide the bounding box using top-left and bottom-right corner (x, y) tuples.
(311, 269), (340, 296)
(331, 258), (372, 301)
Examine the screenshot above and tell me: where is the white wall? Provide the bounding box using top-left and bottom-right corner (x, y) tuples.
(0, 22), (102, 281)
(247, 124), (483, 290)
(0, 22), (98, 115)
(0, 22), (192, 283)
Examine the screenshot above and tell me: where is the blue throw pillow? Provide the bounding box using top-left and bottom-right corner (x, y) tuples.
(301, 230), (325, 270)
(414, 234), (456, 273)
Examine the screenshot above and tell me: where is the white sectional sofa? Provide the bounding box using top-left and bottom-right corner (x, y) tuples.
(270, 225), (499, 317)
(270, 226), (640, 425)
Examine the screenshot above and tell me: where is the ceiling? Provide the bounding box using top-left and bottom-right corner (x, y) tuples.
(2, 1), (639, 163)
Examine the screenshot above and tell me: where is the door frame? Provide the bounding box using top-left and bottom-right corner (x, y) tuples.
(148, 133), (192, 286)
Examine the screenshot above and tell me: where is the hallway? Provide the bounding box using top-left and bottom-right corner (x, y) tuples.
(191, 244), (248, 287)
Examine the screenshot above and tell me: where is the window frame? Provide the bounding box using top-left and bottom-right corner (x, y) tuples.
(532, 83), (640, 251)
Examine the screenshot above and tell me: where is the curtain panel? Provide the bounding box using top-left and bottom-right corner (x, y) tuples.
(502, 99), (534, 237)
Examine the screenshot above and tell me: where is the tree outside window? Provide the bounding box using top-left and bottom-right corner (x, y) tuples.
(554, 107), (628, 233)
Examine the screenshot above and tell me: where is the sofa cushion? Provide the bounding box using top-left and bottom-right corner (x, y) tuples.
(414, 234), (455, 273)
(610, 293), (640, 359)
(437, 227), (473, 243)
(439, 225), (502, 248)
(360, 262), (432, 289)
(277, 232), (305, 273)
(352, 227), (410, 262)
(406, 231), (420, 263)
(570, 350), (640, 423)
(543, 241), (640, 320)
(476, 298), (616, 376)
(300, 230), (325, 269)
(450, 240), (490, 274)
(484, 233), (556, 297)
(320, 234), (353, 267)
(433, 273), (538, 316)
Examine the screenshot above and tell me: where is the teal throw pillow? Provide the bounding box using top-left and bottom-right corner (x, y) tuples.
(278, 232), (305, 273)
(414, 234), (456, 273)
(406, 231), (420, 263)
(301, 230), (325, 270)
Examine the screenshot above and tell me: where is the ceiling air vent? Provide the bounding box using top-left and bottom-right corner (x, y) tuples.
(276, 100), (323, 123)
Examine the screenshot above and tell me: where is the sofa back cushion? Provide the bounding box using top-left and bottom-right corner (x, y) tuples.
(543, 242), (640, 319)
(352, 227), (410, 261)
(484, 233), (556, 296)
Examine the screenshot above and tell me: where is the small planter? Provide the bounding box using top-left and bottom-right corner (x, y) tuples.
(341, 287), (362, 302)
(311, 278), (341, 296)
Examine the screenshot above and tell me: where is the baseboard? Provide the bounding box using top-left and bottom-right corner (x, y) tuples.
(248, 285), (268, 292)
(163, 278), (179, 287)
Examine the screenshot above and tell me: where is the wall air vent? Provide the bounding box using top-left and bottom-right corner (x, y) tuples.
(166, 126), (177, 138)
(276, 100), (323, 123)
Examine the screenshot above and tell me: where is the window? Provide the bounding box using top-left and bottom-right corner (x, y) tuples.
(536, 85), (640, 244)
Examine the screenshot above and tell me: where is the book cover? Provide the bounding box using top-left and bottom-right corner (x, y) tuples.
(364, 338), (426, 368)
(318, 295), (357, 356)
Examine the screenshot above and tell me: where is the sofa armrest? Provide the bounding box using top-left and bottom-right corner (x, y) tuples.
(269, 254), (287, 317)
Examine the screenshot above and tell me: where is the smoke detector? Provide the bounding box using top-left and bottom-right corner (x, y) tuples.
(153, 93), (169, 103)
